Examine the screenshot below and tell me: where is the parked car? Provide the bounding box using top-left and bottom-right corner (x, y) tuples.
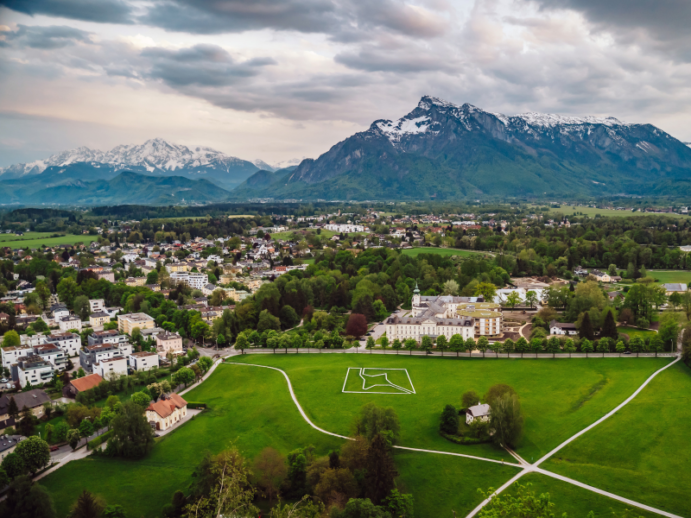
(50, 445), (60, 452)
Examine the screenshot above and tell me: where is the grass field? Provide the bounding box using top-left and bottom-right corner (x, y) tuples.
(40, 364), (346, 517)
(646, 270), (691, 285)
(507, 473), (659, 517)
(616, 326), (657, 340)
(0, 233), (98, 249)
(547, 206), (689, 219)
(400, 247), (492, 258)
(542, 362), (691, 517)
(230, 355), (670, 462)
(271, 229), (368, 241)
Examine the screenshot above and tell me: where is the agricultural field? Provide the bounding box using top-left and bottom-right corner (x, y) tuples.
(546, 205), (689, 219)
(0, 232), (98, 249)
(646, 270), (691, 285)
(40, 355), (684, 518)
(542, 361), (691, 517)
(400, 247), (492, 258)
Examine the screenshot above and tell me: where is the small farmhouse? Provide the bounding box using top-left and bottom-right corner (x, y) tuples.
(145, 393), (188, 431)
(466, 403), (490, 424)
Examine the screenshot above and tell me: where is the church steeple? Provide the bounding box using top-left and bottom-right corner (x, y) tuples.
(413, 281), (420, 295)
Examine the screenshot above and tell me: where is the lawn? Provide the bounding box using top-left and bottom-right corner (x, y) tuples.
(0, 233), (98, 249)
(646, 270), (691, 285)
(400, 247), (492, 258)
(0, 231), (54, 242)
(230, 354), (671, 461)
(616, 326), (657, 341)
(506, 473), (659, 518)
(541, 361), (691, 517)
(546, 205), (688, 219)
(40, 363), (346, 517)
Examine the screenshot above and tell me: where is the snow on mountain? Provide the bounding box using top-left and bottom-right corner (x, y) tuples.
(272, 157), (306, 170)
(0, 138), (252, 177)
(252, 159), (275, 171)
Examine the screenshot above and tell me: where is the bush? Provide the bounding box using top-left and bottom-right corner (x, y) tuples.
(439, 405), (459, 435)
(186, 402), (207, 409)
(636, 317), (650, 329)
(87, 430), (114, 451)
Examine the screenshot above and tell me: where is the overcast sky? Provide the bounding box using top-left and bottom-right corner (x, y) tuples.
(1, 0), (690, 167)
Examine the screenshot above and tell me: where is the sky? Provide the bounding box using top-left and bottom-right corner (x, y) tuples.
(1, 0), (690, 167)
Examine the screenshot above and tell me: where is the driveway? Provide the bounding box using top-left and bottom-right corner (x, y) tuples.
(356, 308), (407, 350)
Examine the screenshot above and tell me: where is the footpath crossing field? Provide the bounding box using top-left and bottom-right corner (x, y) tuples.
(40, 354), (690, 518)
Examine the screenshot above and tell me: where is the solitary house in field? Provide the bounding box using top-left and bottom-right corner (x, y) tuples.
(145, 393), (187, 431)
(466, 403), (490, 424)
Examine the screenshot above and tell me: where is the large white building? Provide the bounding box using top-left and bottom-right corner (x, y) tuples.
(45, 332), (81, 357)
(385, 285), (476, 343)
(93, 356), (128, 379)
(58, 315), (83, 332)
(170, 272), (208, 290)
(324, 224), (368, 233)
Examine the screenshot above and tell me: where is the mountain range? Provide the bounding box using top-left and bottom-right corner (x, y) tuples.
(233, 96), (691, 200)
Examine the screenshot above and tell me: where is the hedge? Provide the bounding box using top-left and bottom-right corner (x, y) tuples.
(439, 431), (491, 445)
(186, 402), (207, 409)
(87, 430), (114, 450)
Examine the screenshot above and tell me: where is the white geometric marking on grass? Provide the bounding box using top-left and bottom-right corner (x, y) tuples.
(342, 367), (416, 395)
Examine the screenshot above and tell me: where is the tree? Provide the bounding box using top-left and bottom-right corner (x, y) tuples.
(421, 335), (433, 354)
(392, 338), (402, 355)
(439, 404), (459, 435)
(404, 338), (416, 355)
(465, 337), (476, 356)
(489, 392), (524, 448)
(525, 290), (538, 308)
(478, 482), (557, 518)
(1, 452), (26, 479)
(352, 402), (400, 444)
(8, 396), (19, 419)
(69, 490), (105, 518)
(73, 295), (91, 321)
(365, 433), (397, 505)
(3, 475), (56, 518)
(235, 333), (248, 353)
(442, 279), (459, 296)
(615, 340), (626, 356)
(658, 313), (681, 352)
(515, 337), (529, 358)
(314, 468), (358, 507)
(107, 401), (155, 459)
(379, 335), (389, 352)
(462, 390), (480, 408)
(564, 338), (576, 357)
(198, 356), (213, 372)
(448, 334), (463, 356)
(173, 367), (194, 388)
(285, 448), (308, 500)
(279, 305), (300, 330)
(252, 447), (287, 504)
(3, 330), (20, 348)
(330, 498), (391, 518)
(148, 383), (163, 401)
(530, 337), (543, 357)
(15, 436), (50, 474)
(131, 392), (150, 407)
(346, 314), (368, 338)
(597, 337), (612, 356)
(544, 336), (560, 358)
(78, 417), (94, 439)
(383, 489), (414, 518)
(477, 336), (489, 358)
(257, 310), (281, 333)
(669, 292), (683, 311)
(630, 336), (644, 357)
(579, 312), (595, 340)
(17, 406), (36, 437)
(581, 339), (594, 357)
(601, 309), (618, 340)
(503, 338), (515, 357)
(484, 384), (517, 408)
(191, 321), (210, 346)
(505, 291), (521, 310)
(436, 335), (448, 356)
(474, 282), (497, 302)
(366, 336), (375, 353)
(650, 334), (665, 357)
(67, 429), (81, 450)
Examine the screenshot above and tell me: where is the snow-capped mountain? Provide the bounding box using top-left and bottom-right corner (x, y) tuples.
(252, 159), (275, 172)
(235, 95), (691, 200)
(0, 138), (255, 177)
(272, 157), (307, 170)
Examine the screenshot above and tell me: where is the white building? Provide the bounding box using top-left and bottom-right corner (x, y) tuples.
(93, 356), (128, 379)
(1, 346), (33, 370)
(89, 299), (105, 313)
(59, 315), (83, 332)
(466, 403), (490, 424)
(45, 332), (82, 357)
(549, 320), (578, 336)
(324, 224), (367, 233)
(170, 272), (208, 290)
(15, 356), (54, 388)
(129, 351), (160, 372)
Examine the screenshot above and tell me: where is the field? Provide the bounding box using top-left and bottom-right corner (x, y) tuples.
(0, 232), (98, 249)
(230, 355), (670, 461)
(400, 247), (493, 258)
(542, 362), (691, 517)
(646, 270), (691, 285)
(40, 355), (684, 518)
(546, 205), (689, 219)
(616, 326), (657, 340)
(271, 229), (368, 240)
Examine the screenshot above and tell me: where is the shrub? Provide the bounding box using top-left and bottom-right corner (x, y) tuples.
(439, 405), (459, 435)
(636, 317), (650, 329)
(186, 402), (207, 409)
(87, 430), (114, 451)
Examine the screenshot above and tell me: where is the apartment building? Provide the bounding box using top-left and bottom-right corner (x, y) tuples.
(93, 356), (128, 379)
(45, 332), (81, 357)
(155, 332), (183, 358)
(169, 272), (208, 290)
(59, 315), (83, 332)
(130, 351), (160, 372)
(118, 313), (155, 335)
(80, 342), (133, 373)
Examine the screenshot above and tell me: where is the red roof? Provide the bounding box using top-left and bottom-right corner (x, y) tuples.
(146, 393), (187, 419)
(70, 373), (103, 392)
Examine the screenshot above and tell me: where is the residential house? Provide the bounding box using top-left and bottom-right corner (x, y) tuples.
(1, 346), (33, 370)
(89, 311), (111, 328)
(129, 351), (160, 372)
(662, 283), (688, 295)
(170, 272), (208, 290)
(89, 299), (105, 313)
(591, 270), (611, 283)
(63, 373), (103, 398)
(0, 389), (51, 422)
(156, 332), (183, 358)
(549, 320), (578, 336)
(13, 355), (54, 388)
(93, 356), (128, 379)
(80, 342), (132, 373)
(59, 315), (82, 332)
(145, 393), (188, 431)
(118, 313), (155, 335)
(466, 403), (490, 424)
(45, 332), (81, 357)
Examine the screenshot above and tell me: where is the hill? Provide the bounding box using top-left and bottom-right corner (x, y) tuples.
(235, 96), (691, 200)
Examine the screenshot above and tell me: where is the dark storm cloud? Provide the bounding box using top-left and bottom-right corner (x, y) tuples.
(3, 25), (93, 49)
(0, 0), (134, 24)
(141, 44), (276, 88)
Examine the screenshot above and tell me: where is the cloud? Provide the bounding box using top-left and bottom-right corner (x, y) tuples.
(141, 44), (276, 87)
(0, 0), (134, 24)
(2, 24), (93, 49)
